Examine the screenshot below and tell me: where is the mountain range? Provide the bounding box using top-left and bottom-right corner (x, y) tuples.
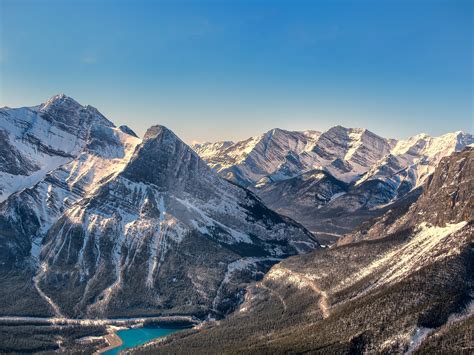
(0, 95), (472, 354)
(194, 126), (473, 241)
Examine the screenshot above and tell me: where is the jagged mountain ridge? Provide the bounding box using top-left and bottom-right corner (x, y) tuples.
(0, 95), (318, 319)
(195, 126), (472, 191)
(193, 125), (395, 186)
(194, 128), (322, 187)
(133, 147), (473, 355)
(194, 126), (473, 239)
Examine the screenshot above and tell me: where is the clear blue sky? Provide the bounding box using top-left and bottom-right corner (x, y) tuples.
(1, 0), (472, 143)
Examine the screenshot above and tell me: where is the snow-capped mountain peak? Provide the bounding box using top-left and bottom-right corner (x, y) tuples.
(39, 93), (80, 110)
(0, 94), (127, 202)
(360, 130), (474, 191)
(38, 94), (114, 134)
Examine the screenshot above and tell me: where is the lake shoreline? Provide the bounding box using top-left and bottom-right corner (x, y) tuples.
(95, 332), (124, 354)
(94, 325), (186, 354)
(0, 315), (199, 327)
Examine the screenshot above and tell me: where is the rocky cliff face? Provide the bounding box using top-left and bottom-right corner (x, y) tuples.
(137, 148), (473, 354)
(193, 128), (321, 187)
(36, 125), (316, 318)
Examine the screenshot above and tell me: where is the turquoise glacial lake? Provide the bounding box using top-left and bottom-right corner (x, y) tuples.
(104, 327), (180, 354)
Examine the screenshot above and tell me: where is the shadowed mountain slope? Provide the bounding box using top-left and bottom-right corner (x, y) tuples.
(133, 147), (473, 354)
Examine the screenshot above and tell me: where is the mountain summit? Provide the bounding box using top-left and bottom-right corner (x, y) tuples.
(123, 125), (211, 192)
(0, 94), (115, 202)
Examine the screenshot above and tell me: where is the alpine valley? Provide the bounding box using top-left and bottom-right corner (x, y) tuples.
(0, 95), (472, 354)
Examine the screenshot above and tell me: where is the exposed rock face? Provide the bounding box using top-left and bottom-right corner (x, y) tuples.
(0, 96), (317, 319)
(136, 148), (473, 354)
(193, 128), (321, 187)
(122, 126), (213, 193)
(407, 146), (473, 226)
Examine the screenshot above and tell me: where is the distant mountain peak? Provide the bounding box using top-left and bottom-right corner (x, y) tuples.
(324, 125), (376, 138)
(36, 94), (114, 131)
(267, 127), (287, 135)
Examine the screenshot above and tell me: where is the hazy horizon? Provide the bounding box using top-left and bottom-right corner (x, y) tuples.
(1, 0), (472, 143)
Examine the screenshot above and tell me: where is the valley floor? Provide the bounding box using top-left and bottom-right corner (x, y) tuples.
(0, 315), (198, 327)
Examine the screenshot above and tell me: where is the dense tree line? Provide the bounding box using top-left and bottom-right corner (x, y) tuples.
(0, 324), (107, 353)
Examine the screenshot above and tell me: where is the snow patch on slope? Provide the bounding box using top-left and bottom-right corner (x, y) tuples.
(336, 221), (468, 293)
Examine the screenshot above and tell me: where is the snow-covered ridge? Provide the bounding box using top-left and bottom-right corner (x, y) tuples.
(194, 126), (473, 197)
(192, 128), (322, 186)
(193, 125), (393, 186)
(359, 131), (473, 189)
(0, 94), (129, 202)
